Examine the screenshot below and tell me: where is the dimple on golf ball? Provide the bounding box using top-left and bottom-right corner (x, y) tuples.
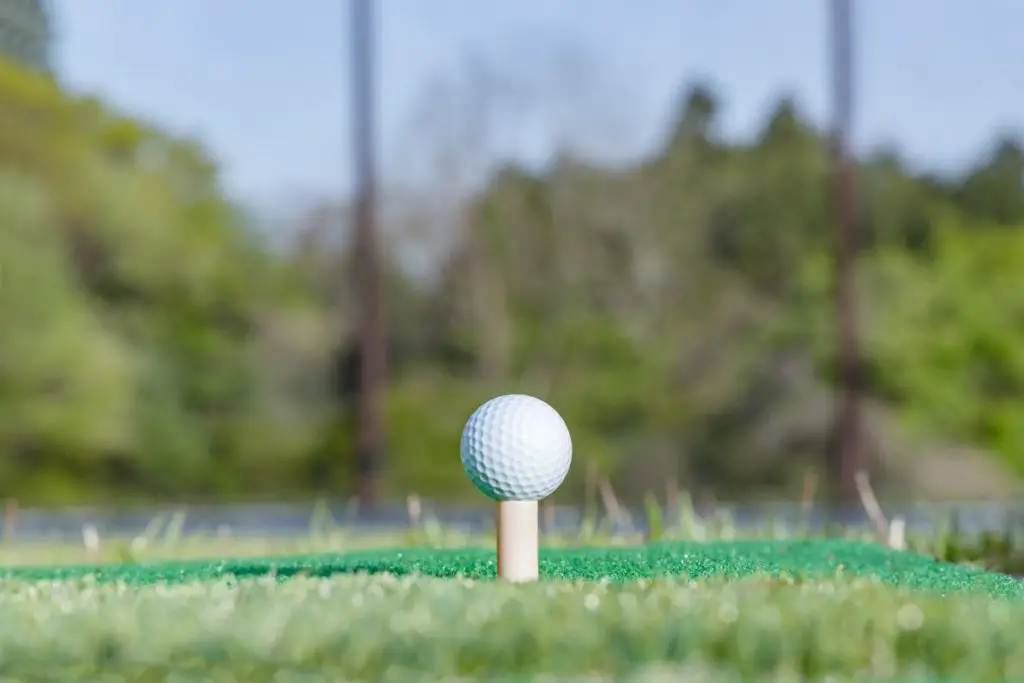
(460, 394), (572, 501)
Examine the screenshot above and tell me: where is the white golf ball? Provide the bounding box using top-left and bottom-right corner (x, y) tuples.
(461, 394), (572, 501)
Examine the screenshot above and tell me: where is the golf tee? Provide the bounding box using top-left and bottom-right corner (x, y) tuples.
(497, 500), (539, 582)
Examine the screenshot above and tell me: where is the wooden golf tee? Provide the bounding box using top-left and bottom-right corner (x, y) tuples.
(497, 500), (539, 582)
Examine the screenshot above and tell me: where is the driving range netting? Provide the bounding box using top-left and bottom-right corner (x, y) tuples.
(0, 539), (1019, 597)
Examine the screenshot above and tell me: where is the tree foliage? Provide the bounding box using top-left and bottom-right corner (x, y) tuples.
(0, 60), (306, 502)
(1, 57), (1023, 504)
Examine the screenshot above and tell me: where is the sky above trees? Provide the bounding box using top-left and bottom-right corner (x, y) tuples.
(49, 0), (1024, 209)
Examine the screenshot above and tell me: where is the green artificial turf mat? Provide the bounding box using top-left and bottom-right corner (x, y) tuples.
(0, 539), (1019, 597)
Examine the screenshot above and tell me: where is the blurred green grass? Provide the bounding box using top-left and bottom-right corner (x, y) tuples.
(0, 543), (1021, 681)
(1, 503), (1023, 680)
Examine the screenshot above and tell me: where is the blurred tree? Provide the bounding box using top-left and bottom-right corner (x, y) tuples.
(792, 216), (1024, 475)
(953, 135), (1024, 227)
(0, 0), (51, 73)
(0, 60), (316, 502)
(0, 52), (1021, 504)
(664, 83), (721, 164)
(706, 97), (828, 296)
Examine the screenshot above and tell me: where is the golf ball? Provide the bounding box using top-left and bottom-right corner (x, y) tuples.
(460, 394), (572, 501)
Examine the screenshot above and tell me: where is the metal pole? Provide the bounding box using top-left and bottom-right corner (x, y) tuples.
(350, 0), (385, 506)
(829, 0), (861, 504)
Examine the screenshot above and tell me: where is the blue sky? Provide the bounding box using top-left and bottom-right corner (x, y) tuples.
(50, 0), (1024, 209)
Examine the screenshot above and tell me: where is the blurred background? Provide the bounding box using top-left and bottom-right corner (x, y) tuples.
(1, 0), (1023, 534)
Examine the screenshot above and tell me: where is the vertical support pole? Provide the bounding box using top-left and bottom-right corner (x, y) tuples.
(830, 0), (861, 504)
(350, 0), (386, 505)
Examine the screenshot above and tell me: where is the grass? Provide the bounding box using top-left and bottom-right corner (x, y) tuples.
(0, 538), (1021, 681)
(5, 570), (1023, 681)
(0, 498), (1023, 681)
